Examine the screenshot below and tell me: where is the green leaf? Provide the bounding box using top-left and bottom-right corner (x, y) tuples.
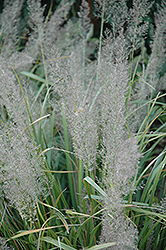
(62, 102), (76, 208)
(83, 177), (107, 197)
(89, 222), (102, 247)
(21, 71), (50, 84)
(88, 242), (117, 249)
(38, 201), (69, 233)
(40, 237), (76, 250)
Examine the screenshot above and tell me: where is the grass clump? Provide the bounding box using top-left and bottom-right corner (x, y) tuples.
(0, 0), (166, 249)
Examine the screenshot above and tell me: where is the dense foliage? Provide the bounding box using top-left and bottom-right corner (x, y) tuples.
(0, 0), (166, 249)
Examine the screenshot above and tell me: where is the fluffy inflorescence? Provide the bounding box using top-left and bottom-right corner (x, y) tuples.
(0, 126), (47, 220)
(96, 33), (140, 249)
(47, 44), (99, 170)
(0, 59), (48, 220)
(100, 205), (138, 250)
